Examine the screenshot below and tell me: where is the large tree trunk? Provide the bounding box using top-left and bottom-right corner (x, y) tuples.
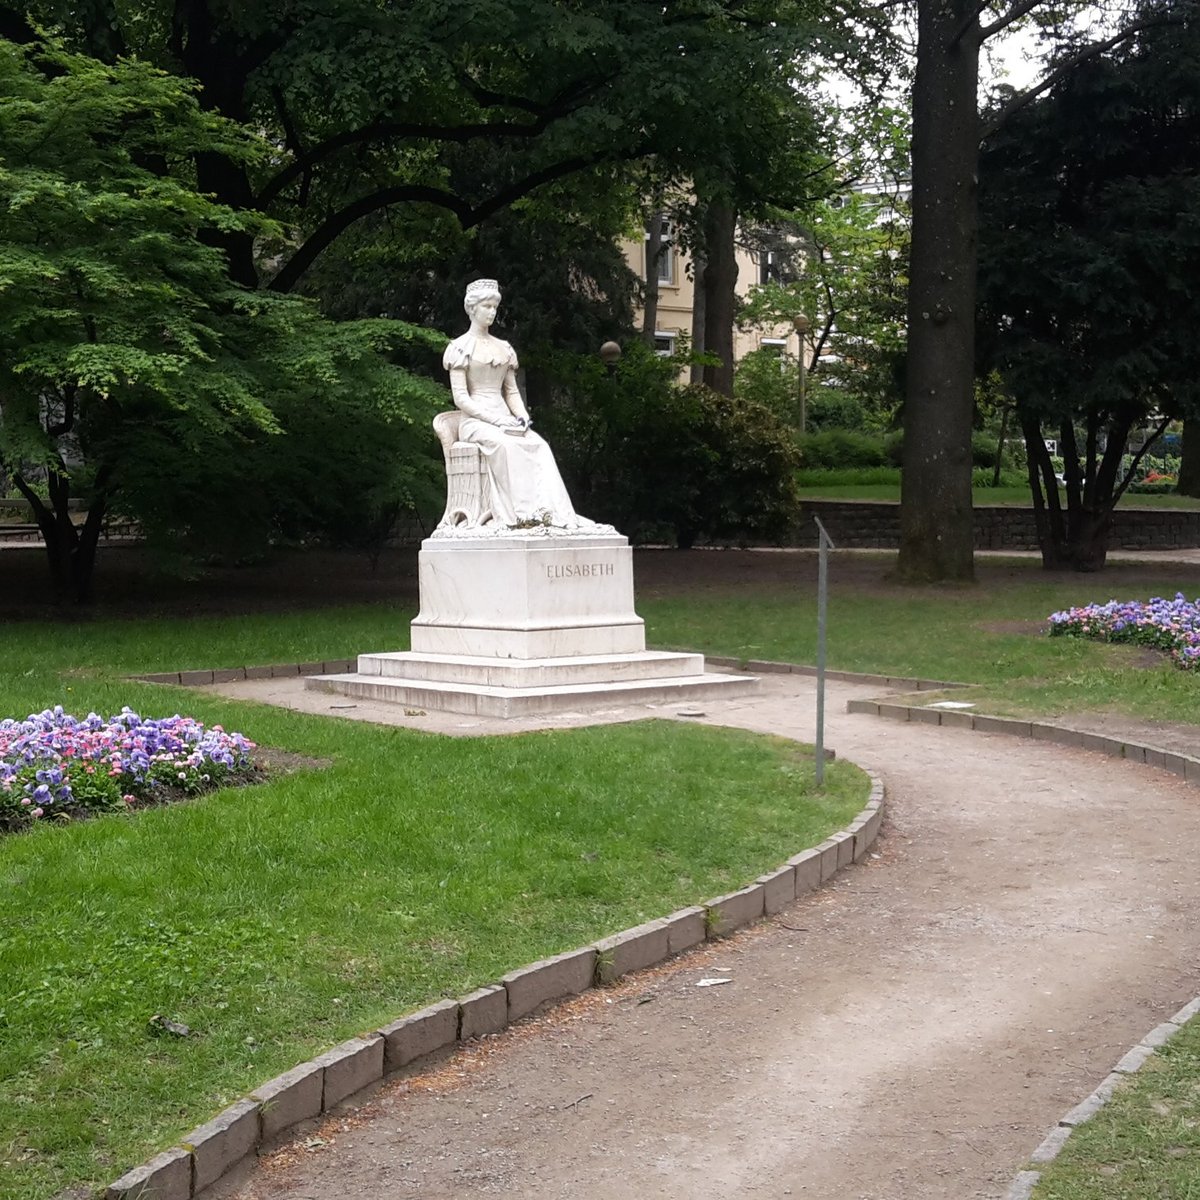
(897, 0), (981, 583)
(176, 0), (260, 287)
(1178, 416), (1200, 496)
(701, 201), (737, 397)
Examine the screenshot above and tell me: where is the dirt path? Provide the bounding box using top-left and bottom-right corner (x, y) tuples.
(206, 674), (1200, 1200)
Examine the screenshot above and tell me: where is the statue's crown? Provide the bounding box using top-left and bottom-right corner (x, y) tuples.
(465, 278), (501, 306)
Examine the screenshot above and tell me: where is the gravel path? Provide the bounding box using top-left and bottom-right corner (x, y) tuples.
(210, 673), (1200, 1200)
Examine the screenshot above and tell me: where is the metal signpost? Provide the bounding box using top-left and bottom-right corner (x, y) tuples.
(814, 516), (835, 786)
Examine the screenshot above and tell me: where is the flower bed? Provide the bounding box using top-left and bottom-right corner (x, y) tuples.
(1048, 593), (1200, 670)
(0, 706), (257, 832)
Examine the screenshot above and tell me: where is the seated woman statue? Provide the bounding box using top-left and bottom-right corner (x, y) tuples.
(442, 278), (585, 529)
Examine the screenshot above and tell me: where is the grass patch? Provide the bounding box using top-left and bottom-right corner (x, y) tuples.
(793, 481), (1200, 509)
(0, 611), (865, 1200)
(638, 556), (1200, 727)
(1030, 1017), (1200, 1199)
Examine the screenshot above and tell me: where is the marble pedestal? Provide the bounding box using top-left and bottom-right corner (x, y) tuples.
(307, 532), (756, 717)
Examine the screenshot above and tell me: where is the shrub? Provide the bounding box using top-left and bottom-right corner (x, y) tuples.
(1127, 478), (1177, 495)
(807, 389), (868, 432)
(796, 430), (889, 469)
(796, 467), (901, 487)
(973, 467), (1027, 488)
(538, 347), (800, 547)
(628, 385), (801, 547)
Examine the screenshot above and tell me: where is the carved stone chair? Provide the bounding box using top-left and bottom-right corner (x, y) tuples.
(433, 411), (493, 529)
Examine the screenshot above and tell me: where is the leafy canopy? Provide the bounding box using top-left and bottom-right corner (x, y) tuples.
(0, 36), (445, 584)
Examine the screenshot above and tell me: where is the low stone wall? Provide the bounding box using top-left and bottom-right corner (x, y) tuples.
(797, 500), (1200, 552)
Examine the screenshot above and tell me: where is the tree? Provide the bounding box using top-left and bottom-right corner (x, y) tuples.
(976, 10), (1200, 570)
(896, 0), (1184, 581)
(0, 38), (442, 601)
(739, 180), (910, 428)
(13, 0), (833, 300)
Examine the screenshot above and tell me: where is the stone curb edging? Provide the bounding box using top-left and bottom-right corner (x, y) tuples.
(1004, 996), (1200, 1199)
(848, 697), (1200, 784)
(705, 655), (965, 694)
(104, 773), (885, 1200)
(132, 661), (357, 687)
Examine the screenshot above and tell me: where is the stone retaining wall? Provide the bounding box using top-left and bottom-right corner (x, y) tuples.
(796, 500), (1200, 552)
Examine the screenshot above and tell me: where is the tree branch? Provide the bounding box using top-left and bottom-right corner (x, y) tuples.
(255, 78), (608, 208)
(977, 0), (1046, 44)
(267, 186), (473, 292)
(268, 150), (634, 292)
(11, 472), (52, 533)
(45, 387), (76, 440)
(1111, 414), (1171, 506)
(951, 0), (997, 49)
(981, 14), (1178, 139)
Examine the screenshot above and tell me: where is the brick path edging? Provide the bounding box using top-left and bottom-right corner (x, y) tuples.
(103, 763), (885, 1200)
(848, 698), (1200, 784)
(1004, 996), (1200, 1199)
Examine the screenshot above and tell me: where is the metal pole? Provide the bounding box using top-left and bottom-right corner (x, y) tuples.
(814, 516), (835, 786)
(792, 313), (810, 437)
(798, 348), (808, 437)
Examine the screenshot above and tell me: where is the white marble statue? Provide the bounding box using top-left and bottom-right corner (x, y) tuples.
(441, 279), (585, 529)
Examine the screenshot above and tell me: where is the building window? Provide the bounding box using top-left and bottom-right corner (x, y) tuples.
(645, 216), (676, 286)
(653, 332), (677, 357)
(759, 338), (787, 357)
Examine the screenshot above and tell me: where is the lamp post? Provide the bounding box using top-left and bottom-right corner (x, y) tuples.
(792, 313), (810, 436)
(599, 340), (622, 375)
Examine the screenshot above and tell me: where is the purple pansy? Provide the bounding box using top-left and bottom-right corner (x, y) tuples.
(0, 708), (256, 828)
(1048, 592), (1200, 670)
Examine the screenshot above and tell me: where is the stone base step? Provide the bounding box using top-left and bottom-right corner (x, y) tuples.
(358, 649), (705, 689)
(306, 670), (757, 718)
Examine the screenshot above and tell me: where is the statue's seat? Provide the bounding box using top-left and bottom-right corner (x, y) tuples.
(433, 411), (494, 529)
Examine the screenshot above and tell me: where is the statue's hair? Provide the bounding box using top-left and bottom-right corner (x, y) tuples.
(464, 278), (501, 314)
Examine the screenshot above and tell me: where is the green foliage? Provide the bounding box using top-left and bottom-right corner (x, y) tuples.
(24, 0), (838, 297)
(796, 466), (901, 486)
(796, 430), (889, 468)
(634, 383), (801, 547)
(538, 342), (800, 547)
(808, 388), (869, 432)
(973, 467), (1026, 488)
(0, 38), (445, 592)
(739, 178), (910, 424)
(977, 11), (1200, 566)
(734, 348), (803, 426)
(734, 350), (869, 434)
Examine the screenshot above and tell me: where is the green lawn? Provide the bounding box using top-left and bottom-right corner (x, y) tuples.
(1030, 1018), (1200, 1199)
(640, 555), (1200, 727)
(0, 607), (866, 1200)
(4, 547), (1199, 1198)
(793, 483), (1200, 508)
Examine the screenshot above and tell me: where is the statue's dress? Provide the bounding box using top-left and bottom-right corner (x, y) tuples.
(443, 334), (580, 528)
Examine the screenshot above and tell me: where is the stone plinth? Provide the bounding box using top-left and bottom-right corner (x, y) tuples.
(308, 531), (757, 716)
(410, 534), (644, 658)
